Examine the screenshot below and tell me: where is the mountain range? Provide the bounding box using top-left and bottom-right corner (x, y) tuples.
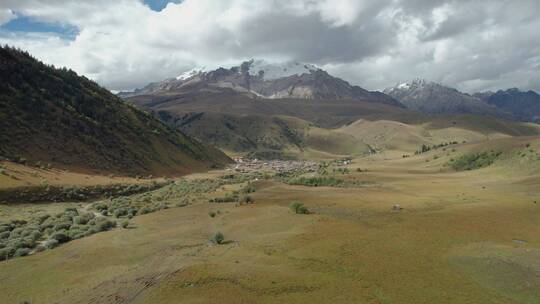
(119, 59), (401, 107)
(119, 60), (540, 158)
(122, 61), (540, 123)
(384, 79), (540, 122)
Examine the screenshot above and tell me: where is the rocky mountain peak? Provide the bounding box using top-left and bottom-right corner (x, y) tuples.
(119, 59), (401, 106)
(384, 79), (509, 118)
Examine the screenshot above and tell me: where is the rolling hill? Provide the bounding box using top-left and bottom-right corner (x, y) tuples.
(159, 112), (373, 159)
(0, 46), (231, 176)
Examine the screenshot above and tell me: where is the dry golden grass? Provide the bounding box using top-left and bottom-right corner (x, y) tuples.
(0, 161), (165, 190)
(1, 137), (539, 303)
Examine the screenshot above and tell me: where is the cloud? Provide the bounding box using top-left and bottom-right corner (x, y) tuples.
(0, 9), (15, 25)
(0, 0), (539, 93)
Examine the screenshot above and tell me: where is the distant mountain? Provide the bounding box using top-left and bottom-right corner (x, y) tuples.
(474, 88), (540, 122)
(120, 60), (411, 158)
(384, 79), (511, 118)
(119, 59), (401, 106)
(0, 46), (231, 175)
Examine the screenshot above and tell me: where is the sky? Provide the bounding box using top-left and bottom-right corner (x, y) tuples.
(0, 0), (539, 93)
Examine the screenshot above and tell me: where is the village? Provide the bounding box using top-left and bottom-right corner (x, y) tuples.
(229, 157), (319, 174)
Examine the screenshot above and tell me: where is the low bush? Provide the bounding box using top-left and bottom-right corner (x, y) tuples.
(93, 217), (116, 232)
(50, 231), (70, 243)
(289, 201), (309, 214)
(73, 213), (94, 225)
(53, 221), (72, 231)
(121, 221), (129, 228)
(0, 247), (15, 260)
(239, 195), (254, 204)
(209, 193), (239, 203)
(43, 239), (59, 249)
(0, 231), (10, 239)
(213, 232), (224, 244)
(113, 208), (128, 218)
(286, 176), (345, 187)
(14, 247), (31, 257)
(138, 207), (152, 215)
(241, 183), (256, 194)
(447, 151), (502, 171)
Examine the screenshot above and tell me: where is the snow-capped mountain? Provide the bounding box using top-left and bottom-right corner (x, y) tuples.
(176, 67), (206, 81)
(384, 79), (509, 118)
(119, 59), (400, 105)
(246, 60), (319, 80)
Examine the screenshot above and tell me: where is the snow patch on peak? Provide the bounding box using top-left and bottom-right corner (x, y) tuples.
(176, 67), (206, 81)
(246, 59), (319, 80)
(397, 82), (410, 89)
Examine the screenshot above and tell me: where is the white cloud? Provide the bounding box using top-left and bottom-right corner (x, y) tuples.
(0, 0), (539, 93)
(0, 9), (15, 25)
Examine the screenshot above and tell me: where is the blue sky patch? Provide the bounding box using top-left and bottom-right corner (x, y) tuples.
(144, 0), (183, 12)
(1, 13), (79, 40)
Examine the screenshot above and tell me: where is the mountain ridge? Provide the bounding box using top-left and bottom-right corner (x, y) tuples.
(383, 79), (511, 118)
(119, 59), (402, 107)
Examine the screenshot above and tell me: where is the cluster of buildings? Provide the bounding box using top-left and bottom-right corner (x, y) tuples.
(229, 157), (317, 173)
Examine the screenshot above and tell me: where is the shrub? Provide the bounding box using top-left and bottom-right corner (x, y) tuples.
(121, 221), (129, 228)
(35, 214), (51, 224)
(241, 183), (256, 194)
(73, 213), (94, 225)
(39, 218), (56, 231)
(67, 227), (85, 239)
(14, 247), (31, 257)
(7, 237), (33, 250)
(34, 245), (46, 252)
(0, 247), (15, 260)
(113, 208), (128, 218)
(286, 177), (345, 187)
(43, 239), (59, 249)
(50, 231), (70, 243)
(213, 232), (224, 244)
(64, 207), (78, 215)
(289, 201), (309, 214)
(93, 217), (116, 231)
(239, 195), (254, 204)
(0, 231), (9, 239)
(209, 193), (239, 203)
(208, 211), (216, 218)
(0, 224), (13, 233)
(128, 208), (138, 217)
(448, 151), (502, 171)
(53, 222), (72, 231)
(93, 202), (108, 211)
(9, 227), (24, 238)
(29, 230), (42, 241)
(138, 207), (152, 215)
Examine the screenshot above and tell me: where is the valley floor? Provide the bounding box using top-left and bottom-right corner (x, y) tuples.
(1, 150), (540, 304)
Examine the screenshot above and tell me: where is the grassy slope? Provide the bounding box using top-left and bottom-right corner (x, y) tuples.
(1, 138), (540, 303)
(128, 88), (417, 128)
(340, 117), (540, 153)
(129, 88), (540, 159)
(0, 47), (231, 176)
(162, 112), (372, 159)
